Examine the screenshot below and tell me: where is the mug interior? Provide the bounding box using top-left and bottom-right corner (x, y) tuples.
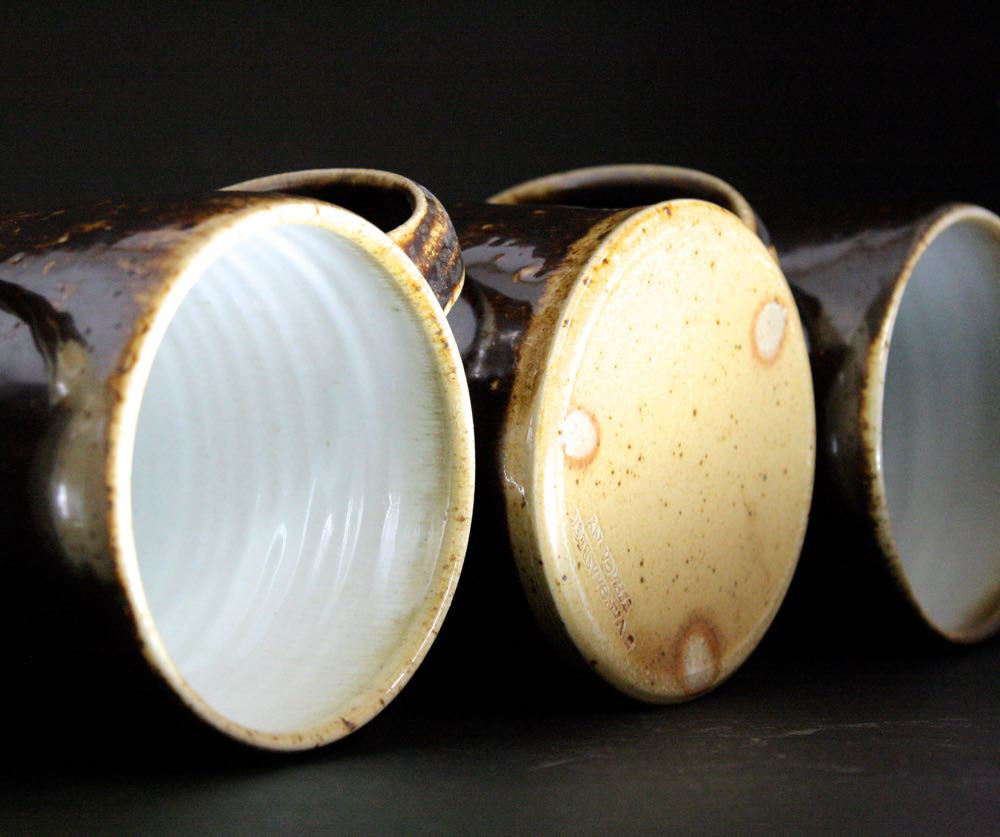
(125, 220), (459, 738)
(881, 213), (1000, 638)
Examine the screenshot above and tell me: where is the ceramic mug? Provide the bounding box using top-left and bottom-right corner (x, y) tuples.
(489, 162), (773, 251)
(0, 180), (474, 750)
(443, 165), (816, 702)
(224, 167), (465, 312)
(779, 203), (1000, 643)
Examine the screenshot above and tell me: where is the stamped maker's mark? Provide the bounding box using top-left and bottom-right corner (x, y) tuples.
(570, 507), (634, 652)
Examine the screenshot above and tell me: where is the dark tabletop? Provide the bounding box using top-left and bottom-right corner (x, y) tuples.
(2, 623), (997, 833)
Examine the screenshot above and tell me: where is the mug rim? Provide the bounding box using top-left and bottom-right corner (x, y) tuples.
(225, 168), (466, 312)
(861, 202), (1000, 643)
(106, 196), (475, 749)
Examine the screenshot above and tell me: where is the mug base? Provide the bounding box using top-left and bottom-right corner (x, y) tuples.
(509, 199), (815, 701)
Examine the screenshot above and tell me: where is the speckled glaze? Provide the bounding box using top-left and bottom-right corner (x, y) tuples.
(225, 168), (464, 312)
(450, 170), (815, 702)
(780, 204), (1000, 643)
(0, 193), (474, 750)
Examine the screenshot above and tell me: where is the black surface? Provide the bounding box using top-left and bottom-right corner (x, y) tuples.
(2, 3), (998, 833)
(2, 639), (998, 833)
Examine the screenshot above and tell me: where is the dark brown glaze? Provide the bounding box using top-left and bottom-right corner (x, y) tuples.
(442, 201), (640, 685)
(0, 195), (290, 385)
(449, 201), (629, 373)
(781, 218), (927, 515)
(223, 169), (464, 311)
(1, 194), (315, 572)
(0, 277), (87, 371)
(490, 163), (772, 250)
(0, 193), (310, 753)
(773, 205), (992, 648)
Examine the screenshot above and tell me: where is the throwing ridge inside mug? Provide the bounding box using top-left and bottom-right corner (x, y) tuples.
(0, 190), (474, 750)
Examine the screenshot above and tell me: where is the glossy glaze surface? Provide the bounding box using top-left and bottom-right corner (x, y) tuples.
(781, 204), (1000, 642)
(225, 168), (464, 311)
(451, 194), (815, 701)
(0, 195), (475, 749)
(491, 163), (772, 250)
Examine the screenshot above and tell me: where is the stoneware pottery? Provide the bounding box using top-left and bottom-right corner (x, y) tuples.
(489, 162), (774, 252)
(444, 164), (816, 702)
(224, 168), (464, 311)
(0, 183), (474, 750)
(779, 204), (1000, 643)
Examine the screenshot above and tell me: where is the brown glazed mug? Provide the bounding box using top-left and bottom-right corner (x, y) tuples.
(489, 163), (774, 252)
(224, 167), (465, 312)
(0, 177), (473, 750)
(442, 165), (816, 702)
(778, 203), (1000, 644)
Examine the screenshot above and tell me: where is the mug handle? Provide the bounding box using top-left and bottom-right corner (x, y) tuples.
(0, 274), (109, 574)
(489, 163), (773, 252)
(224, 169), (464, 313)
(0, 277), (91, 405)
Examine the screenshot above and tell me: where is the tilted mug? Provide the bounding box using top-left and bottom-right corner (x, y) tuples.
(443, 164), (816, 701)
(0, 173), (473, 750)
(778, 202), (1000, 643)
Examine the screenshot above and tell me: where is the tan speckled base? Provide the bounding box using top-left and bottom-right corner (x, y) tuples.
(506, 200), (815, 701)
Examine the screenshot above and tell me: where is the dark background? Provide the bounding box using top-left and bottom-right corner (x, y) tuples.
(2, 2), (998, 833)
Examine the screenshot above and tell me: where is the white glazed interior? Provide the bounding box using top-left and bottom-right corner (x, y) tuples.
(126, 222), (457, 736)
(882, 214), (1000, 637)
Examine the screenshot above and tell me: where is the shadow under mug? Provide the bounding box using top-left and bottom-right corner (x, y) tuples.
(443, 165), (816, 702)
(0, 183), (473, 750)
(779, 204), (1000, 643)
